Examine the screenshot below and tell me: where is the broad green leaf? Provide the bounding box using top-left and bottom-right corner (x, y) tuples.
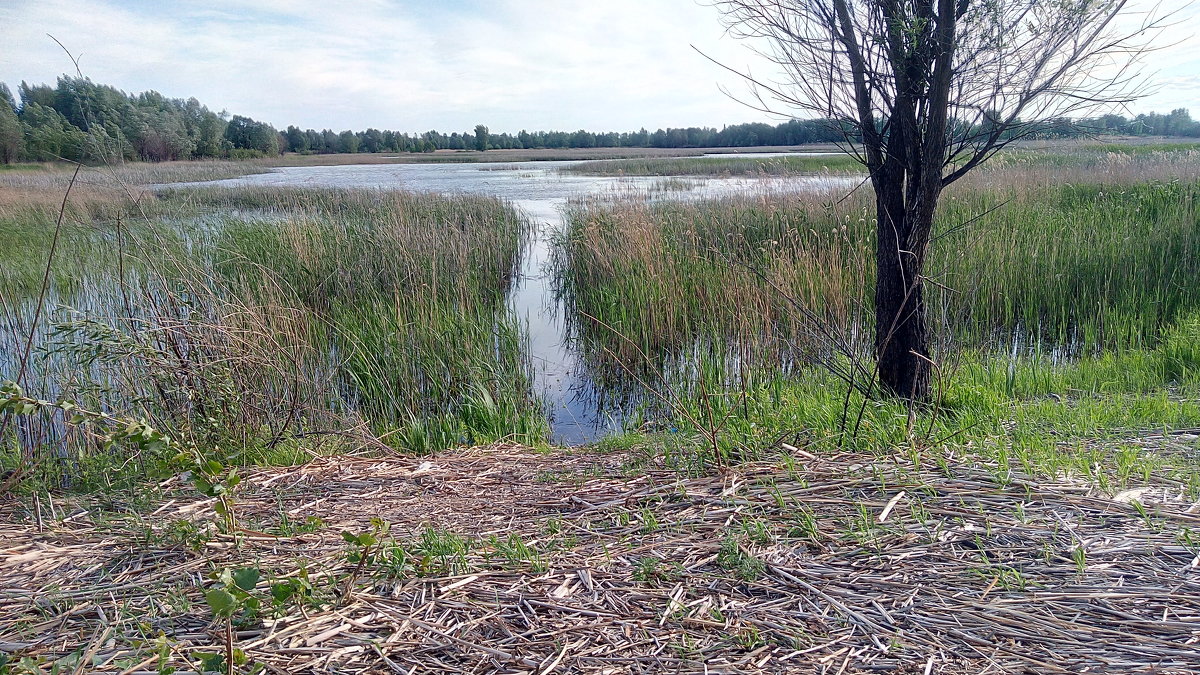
(204, 588), (237, 617)
(232, 567), (260, 592)
(271, 582), (296, 602)
(194, 652), (225, 673)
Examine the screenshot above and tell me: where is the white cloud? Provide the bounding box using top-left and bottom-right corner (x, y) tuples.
(1, 0), (1196, 134)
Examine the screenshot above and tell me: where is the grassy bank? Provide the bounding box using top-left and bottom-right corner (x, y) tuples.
(608, 314), (1200, 484)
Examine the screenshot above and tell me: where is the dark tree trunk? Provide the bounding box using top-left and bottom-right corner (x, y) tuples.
(873, 185), (932, 401)
(829, 0), (955, 403)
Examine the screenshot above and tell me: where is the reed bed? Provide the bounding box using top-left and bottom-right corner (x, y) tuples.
(192, 187), (543, 446)
(0, 160), (269, 190)
(563, 153), (863, 177)
(0, 161), (269, 213)
(558, 150), (1200, 373)
(1, 183), (543, 484)
(2, 443), (1199, 673)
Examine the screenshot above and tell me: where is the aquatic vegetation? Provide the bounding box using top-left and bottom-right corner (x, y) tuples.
(559, 151), (1200, 369)
(1, 184), (544, 484)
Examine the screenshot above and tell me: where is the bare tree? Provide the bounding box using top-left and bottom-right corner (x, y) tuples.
(713, 0), (1166, 401)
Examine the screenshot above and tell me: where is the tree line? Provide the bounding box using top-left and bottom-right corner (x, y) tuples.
(282, 118), (852, 154)
(1, 75), (1198, 165)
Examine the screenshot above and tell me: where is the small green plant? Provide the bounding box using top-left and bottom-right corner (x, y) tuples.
(188, 457), (242, 535)
(613, 510), (632, 528)
(124, 634), (176, 675)
(373, 542), (411, 578)
(732, 625), (765, 650)
(741, 518), (774, 546)
(638, 507), (660, 534)
(993, 566), (1029, 592)
(271, 513), (324, 536)
(1072, 545), (1088, 576)
(163, 518), (211, 551)
(670, 634), (700, 659)
(1177, 526), (1199, 553)
(488, 533), (546, 572)
(0, 653), (42, 674)
(1129, 499), (1160, 532)
(764, 482), (787, 509)
(715, 536), (765, 581)
(787, 506), (821, 543)
(844, 502), (882, 547)
(632, 556), (683, 583)
(341, 518), (389, 598)
(198, 567), (264, 675)
(413, 527), (472, 576)
(151, 634), (176, 675)
(269, 567), (318, 616)
(1013, 501), (1027, 524)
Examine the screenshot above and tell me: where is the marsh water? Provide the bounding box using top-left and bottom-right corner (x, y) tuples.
(183, 159), (854, 443)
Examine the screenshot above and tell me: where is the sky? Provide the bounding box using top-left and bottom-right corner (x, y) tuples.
(1, 0), (1198, 135)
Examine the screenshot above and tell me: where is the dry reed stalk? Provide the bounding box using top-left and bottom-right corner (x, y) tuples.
(3, 441), (1199, 673)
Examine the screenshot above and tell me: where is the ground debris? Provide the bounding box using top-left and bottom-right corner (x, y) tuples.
(3, 443), (1199, 673)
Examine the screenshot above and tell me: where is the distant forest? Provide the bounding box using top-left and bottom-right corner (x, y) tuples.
(2, 75), (1199, 164)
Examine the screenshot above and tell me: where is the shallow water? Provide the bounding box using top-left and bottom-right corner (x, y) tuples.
(176, 160), (857, 443)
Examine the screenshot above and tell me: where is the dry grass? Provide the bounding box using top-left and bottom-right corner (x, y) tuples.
(0, 161), (269, 215)
(3, 443), (1199, 673)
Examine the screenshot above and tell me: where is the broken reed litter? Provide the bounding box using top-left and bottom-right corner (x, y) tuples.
(3, 443), (1200, 673)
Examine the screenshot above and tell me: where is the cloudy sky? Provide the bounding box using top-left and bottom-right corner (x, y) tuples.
(2, 0), (1198, 135)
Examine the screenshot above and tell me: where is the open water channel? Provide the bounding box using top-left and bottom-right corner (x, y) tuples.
(188, 158), (854, 443)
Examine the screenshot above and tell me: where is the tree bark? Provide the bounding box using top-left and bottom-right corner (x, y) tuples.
(873, 185), (932, 401)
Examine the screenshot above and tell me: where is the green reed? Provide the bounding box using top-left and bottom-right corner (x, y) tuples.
(559, 153), (1200, 370)
(202, 188), (545, 445)
(2, 184), (545, 480)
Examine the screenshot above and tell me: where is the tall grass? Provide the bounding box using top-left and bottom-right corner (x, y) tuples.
(198, 188), (546, 446)
(557, 151), (1200, 377)
(647, 314), (1200, 476)
(1, 183), (544, 484)
(0, 160), (269, 214)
